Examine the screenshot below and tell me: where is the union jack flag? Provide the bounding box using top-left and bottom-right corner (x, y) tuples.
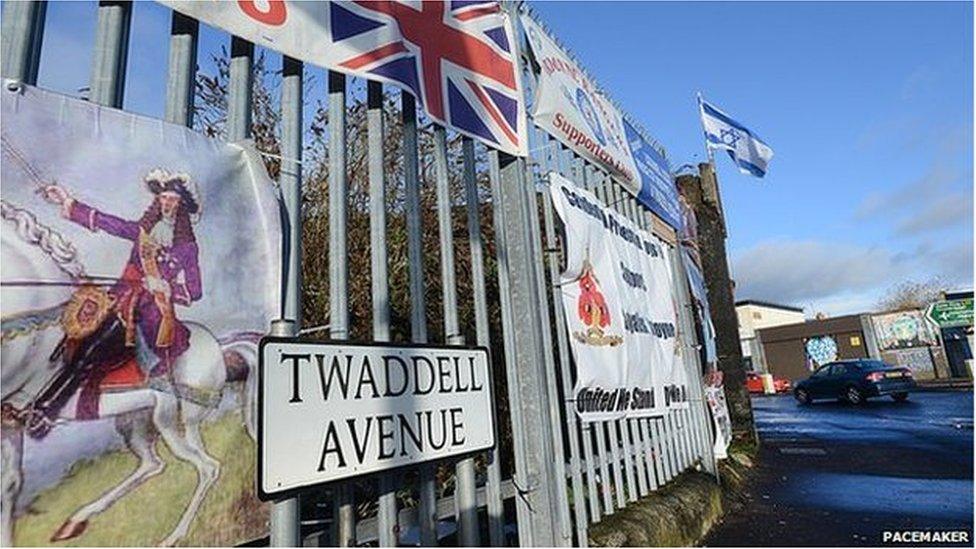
(330, 1), (526, 156)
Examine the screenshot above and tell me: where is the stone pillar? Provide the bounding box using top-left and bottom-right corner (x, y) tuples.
(676, 163), (756, 440)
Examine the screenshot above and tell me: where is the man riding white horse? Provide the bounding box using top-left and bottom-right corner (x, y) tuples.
(28, 170), (203, 438)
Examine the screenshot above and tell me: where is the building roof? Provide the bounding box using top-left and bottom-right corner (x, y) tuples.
(735, 299), (804, 313)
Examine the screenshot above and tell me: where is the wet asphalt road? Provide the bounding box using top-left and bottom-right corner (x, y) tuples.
(704, 390), (974, 547)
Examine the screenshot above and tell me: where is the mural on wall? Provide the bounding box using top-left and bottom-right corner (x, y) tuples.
(804, 335), (838, 369)
(872, 310), (938, 351)
(1, 83), (280, 546)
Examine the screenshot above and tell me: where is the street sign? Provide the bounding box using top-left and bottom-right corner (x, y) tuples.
(925, 299), (974, 329)
(257, 338), (496, 501)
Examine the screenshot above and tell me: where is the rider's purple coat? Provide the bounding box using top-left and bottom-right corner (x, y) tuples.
(67, 200), (201, 365)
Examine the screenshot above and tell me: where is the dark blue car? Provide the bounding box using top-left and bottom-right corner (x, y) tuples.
(793, 359), (916, 405)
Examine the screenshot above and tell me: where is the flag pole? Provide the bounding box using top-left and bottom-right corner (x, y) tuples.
(697, 91), (716, 166)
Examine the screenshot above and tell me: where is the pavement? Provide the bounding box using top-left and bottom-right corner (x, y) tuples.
(704, 390), (974, 547)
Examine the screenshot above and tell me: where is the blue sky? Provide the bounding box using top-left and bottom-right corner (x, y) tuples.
(28, 1), (974, 316)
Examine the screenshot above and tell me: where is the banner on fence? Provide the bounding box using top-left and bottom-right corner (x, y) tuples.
(258, 339), (495, 498)
(549, 172), (677, 421)
(159, 0), (527, 157)
(703, 373), (732, 459)
(523, 14), (682, 230)
(1, 82), (279, 546)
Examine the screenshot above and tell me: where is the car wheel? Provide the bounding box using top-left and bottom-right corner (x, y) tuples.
(891, 392), (909, 402)
(795, 388), (810, 405)
(845, 385), (865, 405)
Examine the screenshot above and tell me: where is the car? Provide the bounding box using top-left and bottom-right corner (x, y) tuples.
(793, 359), (916, 405)
(745, 372), (792, 394)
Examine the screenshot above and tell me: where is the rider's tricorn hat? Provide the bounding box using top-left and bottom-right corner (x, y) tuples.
(143, 169), (201, 216)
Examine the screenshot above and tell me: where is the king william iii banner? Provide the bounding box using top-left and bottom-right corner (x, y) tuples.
(1, 82), (280, 546)
(159, 0), (527, 157)
(548, 172), (678, 422)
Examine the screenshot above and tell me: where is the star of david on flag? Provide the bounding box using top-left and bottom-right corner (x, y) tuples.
(699, 96), (774, 178)
(333, 1), (526, 156)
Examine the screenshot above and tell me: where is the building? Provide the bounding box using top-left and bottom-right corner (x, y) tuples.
(735, 300), (805, 372)
(937, 289), (973, 378)
(755, 314), (879, 382)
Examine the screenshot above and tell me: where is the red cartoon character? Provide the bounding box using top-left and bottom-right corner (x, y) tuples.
(573, 259), (622, 347)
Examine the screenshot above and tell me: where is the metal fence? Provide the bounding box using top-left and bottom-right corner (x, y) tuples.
(0, 1), (716, 546)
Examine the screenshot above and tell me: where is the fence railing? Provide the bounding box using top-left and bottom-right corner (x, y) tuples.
(0, 1), (717, 547)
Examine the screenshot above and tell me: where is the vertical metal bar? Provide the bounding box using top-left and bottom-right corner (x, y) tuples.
(433, 125), (479, 547)
(280, 56), (303, 347)
(489, 150), (560, 547)
(576, 162), (615, 513)
(655, 417), (671, 482)
(608, 183), (638, 504)
(327, 71), (356, 548)
(666, 412), (680, 475)
(367, 81), (399, 548)
(401, 95), (438, 546)
(164, 11), (197, 127)
(487, 146), (528, 537)
(1, 0), (46, 84)
(463, 139), (505, 546)
(525, 164), (572, 547)
(640, 419), (658, 491)
(628, 201), (659, 491)
(89, 0), (131, 107)
(226, 37), (252, 141)
(621, 196), (650, 499)
(567, 153), (602, 521)
(540, 137), (590, 543)
(268, 55), (303, 548)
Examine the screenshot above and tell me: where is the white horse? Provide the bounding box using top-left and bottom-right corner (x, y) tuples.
(1, 200), (259, 547)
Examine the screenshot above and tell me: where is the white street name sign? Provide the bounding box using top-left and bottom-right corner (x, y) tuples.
(258, 339), (495, 500)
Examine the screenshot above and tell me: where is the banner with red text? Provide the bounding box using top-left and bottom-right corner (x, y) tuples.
(523, 14), (682, 230)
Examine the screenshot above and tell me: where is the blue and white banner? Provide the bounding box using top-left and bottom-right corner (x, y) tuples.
(624, 119), (682, 230)
(699, 98), (774, 178)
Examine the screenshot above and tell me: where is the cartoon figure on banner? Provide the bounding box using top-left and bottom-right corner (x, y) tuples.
(27, 172), (203, 438)
(573, 257), (622, 347)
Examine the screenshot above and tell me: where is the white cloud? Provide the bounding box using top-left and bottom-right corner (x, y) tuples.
(731, 237), (973, 315)
(894, 191), (973, 235)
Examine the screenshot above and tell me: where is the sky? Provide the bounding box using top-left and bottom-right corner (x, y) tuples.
(25, 0), (975, 317)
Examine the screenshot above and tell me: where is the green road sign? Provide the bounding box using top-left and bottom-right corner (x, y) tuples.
(926, 298), (974, 328)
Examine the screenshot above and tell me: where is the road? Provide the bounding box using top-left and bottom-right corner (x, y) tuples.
(704, 390), (974, 547)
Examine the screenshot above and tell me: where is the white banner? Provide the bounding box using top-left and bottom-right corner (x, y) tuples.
(1, 82), (279, 546)
(258, 340), (495, 498)
(523, 15), (682, 230)
(549, 173), (678, 421)
(704, 384), (732, 459)
(159, 0), (527, 156)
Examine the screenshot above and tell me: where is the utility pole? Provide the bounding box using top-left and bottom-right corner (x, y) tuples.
(676, 162), (756, 441)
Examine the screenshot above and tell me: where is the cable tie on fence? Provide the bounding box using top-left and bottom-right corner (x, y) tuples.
(254, 148), (304, 165)
(298, 324), (331, 336)
(510, 476), (534, 512)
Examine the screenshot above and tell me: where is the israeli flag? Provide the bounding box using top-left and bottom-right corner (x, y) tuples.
(699, 98), (774, 178)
